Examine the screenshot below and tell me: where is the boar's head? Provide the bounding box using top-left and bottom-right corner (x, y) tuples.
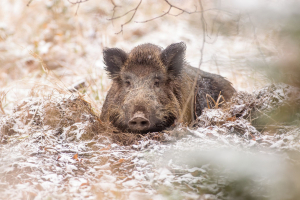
(101, 42), (186, 133)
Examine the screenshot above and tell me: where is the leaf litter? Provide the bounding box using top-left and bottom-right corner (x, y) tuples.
(0, 83), (300, 200)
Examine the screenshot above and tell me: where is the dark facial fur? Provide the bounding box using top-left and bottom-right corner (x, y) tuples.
(101, 43), (186, 133)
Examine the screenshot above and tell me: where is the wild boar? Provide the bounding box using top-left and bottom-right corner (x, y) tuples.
(100, 42), (235, 133)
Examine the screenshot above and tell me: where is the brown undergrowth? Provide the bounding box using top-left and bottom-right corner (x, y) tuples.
(194, 83), (300, 138)
(1, 83), (299, 146)
(0, 90), (169, 146)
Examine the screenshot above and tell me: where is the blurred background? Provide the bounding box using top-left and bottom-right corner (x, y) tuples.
(1, 0), (299, 114)
(1, 1), (300, 199)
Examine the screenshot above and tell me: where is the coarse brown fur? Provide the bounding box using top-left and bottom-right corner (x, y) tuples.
(101, 42), (235, 133)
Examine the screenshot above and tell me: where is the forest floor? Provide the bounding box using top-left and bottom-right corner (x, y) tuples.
(1, 0), (300, 199)
(1, 83), (300, 200)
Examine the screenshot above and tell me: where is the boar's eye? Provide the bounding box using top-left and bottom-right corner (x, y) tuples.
(124, 80), (131, 87)
(154, 80), (160, 87)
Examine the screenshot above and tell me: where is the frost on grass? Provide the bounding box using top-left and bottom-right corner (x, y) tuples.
(0, 83), (300, 200)
(229, 83), (300, 127)
(0, 94), (106, 144)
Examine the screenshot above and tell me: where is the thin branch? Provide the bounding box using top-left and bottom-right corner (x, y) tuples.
(205, 22), (223, 44)
(107, 0), (232, 33)
(67, 0), (89, 15)
(108, 4), (137, 20)
(205, 93), (225, 109)
(169, 10), (185, 17)
(67, 0), (89, 4)
(137, 6), (172, 23)
(108, 0), (142, 34)
(109, 0), (121, 26)
(164, 0), (196, 14)
(136, 0), (198, 23)
(27, 0), (34, 6)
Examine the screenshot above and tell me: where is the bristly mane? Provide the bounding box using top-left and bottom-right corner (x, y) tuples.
(125, 44), (164, 69)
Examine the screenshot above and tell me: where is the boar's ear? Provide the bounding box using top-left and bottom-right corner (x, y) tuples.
(103, 48), (128, 78)
(160, 42), (186, 77)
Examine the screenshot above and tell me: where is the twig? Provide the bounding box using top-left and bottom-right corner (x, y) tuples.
(109, 0), (120, 26)
(136, 0), (198, 23)
(107, 0), (231, 34)
(215, 92), (225, 108)
(108, 0), (142, 34)
(137, 6), (234, 25)
(164, 0), (196, 14)
(67, 0), (89, 15)
(67, 0), (89, 4)
(27, 0), (34, 6)
(137, 6), (172, 23)
(205, 10), (224, 44)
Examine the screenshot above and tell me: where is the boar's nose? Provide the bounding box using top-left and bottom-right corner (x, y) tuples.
(128, 112), (150, 132)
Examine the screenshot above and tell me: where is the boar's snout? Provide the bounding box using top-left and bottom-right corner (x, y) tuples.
(128, 111), (150, 132)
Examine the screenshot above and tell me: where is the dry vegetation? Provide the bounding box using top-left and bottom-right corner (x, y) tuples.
(1, 0), (287, 114)
(0, 0), (300, 199)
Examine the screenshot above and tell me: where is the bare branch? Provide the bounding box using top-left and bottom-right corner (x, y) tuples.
(137, 6), (172, 23)
(67, 0), (89, 4)
(109, 0), (121, 26)
(27, 0), (34, 6)
(108, 0), (142, 21)
(108, 0), (142, 34)
(67, 0), (89, 15)
(136, 0), (198, 23)
(107, 0), (232, 34)
(164, 0), (196, 14)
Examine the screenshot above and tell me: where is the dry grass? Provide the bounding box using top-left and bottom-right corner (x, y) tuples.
(206, 92), (225, 109)
(0, 0), (286, 117)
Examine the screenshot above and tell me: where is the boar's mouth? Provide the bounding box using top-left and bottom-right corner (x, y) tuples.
(127, 112), (176, 133)
(109, 109), (177, 133)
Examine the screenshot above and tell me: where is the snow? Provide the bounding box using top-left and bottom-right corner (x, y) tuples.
(0, 0), (300, 193)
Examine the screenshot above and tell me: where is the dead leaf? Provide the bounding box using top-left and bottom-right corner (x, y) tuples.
(73, 153), (79, 161)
